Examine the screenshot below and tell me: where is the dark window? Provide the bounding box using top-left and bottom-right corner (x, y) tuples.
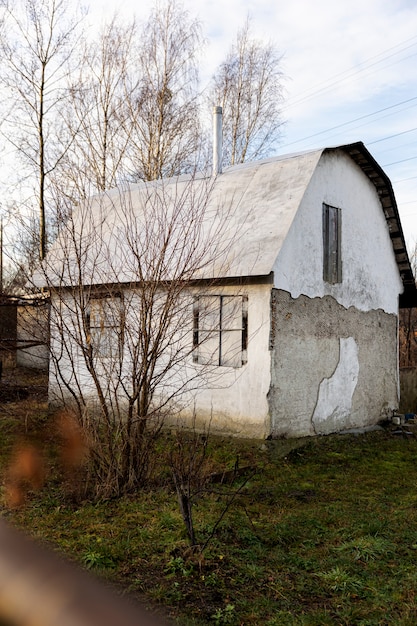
(323, 203), (342, 284)
(193, 295), (248, 368)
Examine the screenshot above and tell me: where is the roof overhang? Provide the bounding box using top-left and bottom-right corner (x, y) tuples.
(332, 142), (417, 309)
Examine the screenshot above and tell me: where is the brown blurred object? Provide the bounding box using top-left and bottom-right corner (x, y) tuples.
(0, 520), (170, 626)
(55, 410), (88, 470)
(5, 444), (45, 508)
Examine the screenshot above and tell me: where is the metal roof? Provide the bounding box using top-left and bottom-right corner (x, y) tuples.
(38, 142), (416, 307)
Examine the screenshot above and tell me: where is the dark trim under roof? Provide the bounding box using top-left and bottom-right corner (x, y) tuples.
(330, 142), (417, 309)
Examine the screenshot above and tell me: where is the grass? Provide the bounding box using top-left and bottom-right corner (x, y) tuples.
(2, 368), (417, 624)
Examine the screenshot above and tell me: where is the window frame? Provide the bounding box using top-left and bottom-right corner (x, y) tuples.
(193, 294), (248, 368)
(323, 203), (342, 284)
(86, 294), (123, 359)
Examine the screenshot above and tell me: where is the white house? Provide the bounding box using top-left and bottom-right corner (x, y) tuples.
(38, 140), (416, 439)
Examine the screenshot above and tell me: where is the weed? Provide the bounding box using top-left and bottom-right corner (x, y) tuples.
(166, 581), (184, 603)
(81, 550), (116, 570)
(337, 535), (395, 562)
(165, 556), (194, 577)
(241, 561), (264, 581)
(201, 571), (220, 588)
(211, 603), (235, 625)
(317, 566), (364, 595)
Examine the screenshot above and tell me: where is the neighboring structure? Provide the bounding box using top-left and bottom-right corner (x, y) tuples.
(0, 299), (17, 369)
(0, 294), (49, 371)
(37, 141), (416, 439)
(16, 295), (49, 370)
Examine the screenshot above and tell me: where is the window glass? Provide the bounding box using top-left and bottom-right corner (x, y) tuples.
(193, 295), (247, 368)
(89, 296), (121, 358)
(323, 203), (342, 284)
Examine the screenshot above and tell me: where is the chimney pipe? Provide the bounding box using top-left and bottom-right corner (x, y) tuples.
(212, 106), (223, 176)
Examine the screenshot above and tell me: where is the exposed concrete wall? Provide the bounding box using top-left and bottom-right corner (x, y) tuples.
(269, 289), (399, 437)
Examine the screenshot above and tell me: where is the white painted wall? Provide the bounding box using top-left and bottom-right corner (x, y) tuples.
(49, 282), (272, 439)
(273, 150), (403, 315)
(181, 282), (272, 438)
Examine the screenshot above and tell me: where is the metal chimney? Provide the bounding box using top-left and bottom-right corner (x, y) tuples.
(212, 106), (223, 176)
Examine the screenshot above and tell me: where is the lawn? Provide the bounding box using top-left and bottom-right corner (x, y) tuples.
(1, 367), (417, 625)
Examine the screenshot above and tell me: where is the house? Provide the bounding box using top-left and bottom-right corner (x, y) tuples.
(37, 138), (417, 439)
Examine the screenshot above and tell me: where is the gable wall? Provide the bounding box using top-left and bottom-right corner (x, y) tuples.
(273, 149), (402, 314)
(269, 150), (402, 437)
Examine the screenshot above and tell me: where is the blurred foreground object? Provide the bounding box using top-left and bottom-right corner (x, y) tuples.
(0, 520), (168, 626)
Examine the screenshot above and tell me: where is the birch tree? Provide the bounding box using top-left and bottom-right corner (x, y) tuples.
(211, 18), (285, 166)
(122, 0), (204, 181)
(0, 0), (85, 261)
(57, 16), (136, 202)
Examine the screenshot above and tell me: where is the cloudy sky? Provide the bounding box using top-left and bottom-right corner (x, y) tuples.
(90, 0), (417, 247)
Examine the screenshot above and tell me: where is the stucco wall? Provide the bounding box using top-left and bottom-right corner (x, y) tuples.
(49, 281), (272, 439)
(269, 289), (399, 437)
(181, 282), (272, 438)
(273, 150), (402, 315)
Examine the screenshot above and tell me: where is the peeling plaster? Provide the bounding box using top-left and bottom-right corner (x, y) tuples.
(312, 337), (359, 435)
(269, 289), (398, 438)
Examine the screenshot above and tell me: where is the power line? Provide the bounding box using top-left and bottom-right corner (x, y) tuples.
(383, 155), (417, 167)
(368, 127), (417, 145)
(284, 35), (417, 110)
(281, 96), (417, 148)
(394, 176), (417, 184)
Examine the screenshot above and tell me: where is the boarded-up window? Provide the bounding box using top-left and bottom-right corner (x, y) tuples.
(323, 203), (342, 284)
(193, 295), (248, 368)
(88, 296), (122, 358)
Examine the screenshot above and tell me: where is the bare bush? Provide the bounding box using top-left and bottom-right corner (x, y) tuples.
(35, 173), (237, 497)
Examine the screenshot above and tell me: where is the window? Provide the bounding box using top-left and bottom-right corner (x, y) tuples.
(87, 296), (122, 358)
(193, 295), (248, 368)
(323, 203), (342, 284)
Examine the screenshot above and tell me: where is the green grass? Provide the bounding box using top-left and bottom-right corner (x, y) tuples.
(2, 377), (417, 624)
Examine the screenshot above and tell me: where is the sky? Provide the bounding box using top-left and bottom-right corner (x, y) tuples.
(64, 0), (417, 252)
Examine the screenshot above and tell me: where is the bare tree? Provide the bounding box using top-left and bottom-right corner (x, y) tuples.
(210, 17), (285, 166)
(121, 0), (205, 181)
(0, 0), (85, 260)
(56, 15), (137, 202)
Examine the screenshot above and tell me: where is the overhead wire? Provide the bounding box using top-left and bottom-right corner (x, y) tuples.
(280, 33), (417, 153)
(281, 96), (417, 149)
(284, 34), (417, 111)
(278, 33), (417, 225)
(368, 128), (417, 145)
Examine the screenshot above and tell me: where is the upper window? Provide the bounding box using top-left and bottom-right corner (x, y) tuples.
(193, 295), (248, 368)
(87, 296), (122, 358)
(323, 203), (342, 284)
